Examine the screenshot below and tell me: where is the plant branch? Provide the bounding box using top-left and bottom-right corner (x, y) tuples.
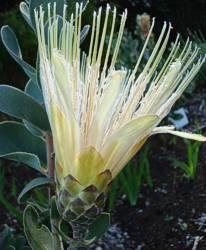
(46, 133), (63, 249)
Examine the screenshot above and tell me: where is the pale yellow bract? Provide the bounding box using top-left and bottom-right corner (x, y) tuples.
(35, 3), (206, 187)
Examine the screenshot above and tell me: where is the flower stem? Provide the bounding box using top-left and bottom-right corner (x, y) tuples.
(46, 133), (63, 249)
(46, 133), (55, 181)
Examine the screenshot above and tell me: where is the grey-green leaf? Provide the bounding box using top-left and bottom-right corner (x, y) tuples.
(24, 79), (45, 136)
(23, 205), (53, 250)
(80, 25), (90, 44)
(25, 79), (43, 106)
(0, 121), (46, 163)
(1, 26), (36, 80)
(0, 226), (11, 250)
(18, 177), (51, 203)
(0, 85), (50, 131)
(24, 121), (43, 138)
(3, 152), (42, 172)
(85, 213), (110, 242)
(20, 2), (33, 29)
(0, 226), (30, 250)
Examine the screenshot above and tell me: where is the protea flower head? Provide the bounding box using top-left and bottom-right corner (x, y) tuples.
(35, 3), (206, 225)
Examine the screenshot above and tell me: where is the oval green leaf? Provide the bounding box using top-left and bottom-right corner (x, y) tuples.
(18, 177), (51, 203)
(23, 205), (53, 250)
(25, 78), (44, 106)
(0, 121), (46, 163)
(24, 79), (45, 137)
(0, 85), (50, 132)
(1, 26), (36, 81)
(19, 2), (33, 29)
(85, 213), (110, 242)
(3, 152), (42, 172)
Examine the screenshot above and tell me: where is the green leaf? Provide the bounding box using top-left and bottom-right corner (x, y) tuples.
(12, 236), (28, 250)
(0, 85), (50, 131)
(29, 0), (64, 28)
(51, 196), (60, 220)
(24, 121), (44, 138)
(50, 197), (64, 249)
(23, 205), (53, 250)
(0, 226), (30, 250)
(108, 177), (120, 211)
(25, 79), (44, 105)
(57, 220), (72, 241)
(24, 80), (45, 137)
(20, 2), (33, 29)
(80, 25), (90, 44)
(18, 177), (51, 203)
(1, 26), (36, 81)
(0, 226), (11, 250)
(0, 121), (46, 163)
(85, 213), (110, 242)
(3, 152), (42, 172)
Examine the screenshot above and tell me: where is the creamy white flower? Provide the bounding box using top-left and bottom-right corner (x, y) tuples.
(35, 3), (206, 186)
